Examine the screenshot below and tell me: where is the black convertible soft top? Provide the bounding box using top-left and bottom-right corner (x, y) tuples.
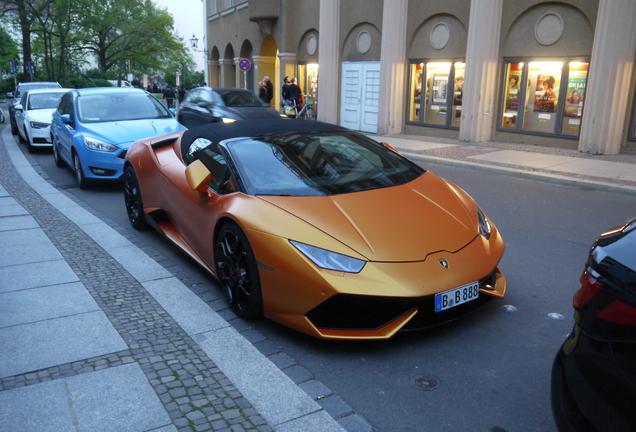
(180, 118), (347, 158)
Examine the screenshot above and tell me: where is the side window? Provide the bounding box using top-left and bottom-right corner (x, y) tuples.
(199, 90), (214, 104)
(20, 92), (28, 108)
(184, 138), (235, 193)
(58, 94), (71, 115)
(185, 89), (200, 104)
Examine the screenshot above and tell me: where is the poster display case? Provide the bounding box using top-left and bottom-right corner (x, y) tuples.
(498, 59), (588, 138)
(407, 61), (464, 129)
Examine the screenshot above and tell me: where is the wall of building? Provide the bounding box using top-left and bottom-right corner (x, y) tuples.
(203, 0), (636, 154)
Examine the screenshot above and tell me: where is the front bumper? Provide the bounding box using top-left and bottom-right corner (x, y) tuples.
(250, 228), (506, 339)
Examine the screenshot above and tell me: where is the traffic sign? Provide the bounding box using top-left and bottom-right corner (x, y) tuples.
(239, 58), (251, 71)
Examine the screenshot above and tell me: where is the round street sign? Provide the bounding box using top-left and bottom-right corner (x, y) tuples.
(239, 58), (251, 71)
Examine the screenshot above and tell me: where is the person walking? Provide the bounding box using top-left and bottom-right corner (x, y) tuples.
(263, 76), (273, 104)
(281, 76), (291, 103)
(162, 86), (176, 109)
(288, 77), (302, 110)
(258, 81), (268, 104)
(178, 86), (186, 104)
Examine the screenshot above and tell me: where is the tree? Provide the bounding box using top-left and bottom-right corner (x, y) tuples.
(0, 23), (19, 75)
(76, 0), (188, 76)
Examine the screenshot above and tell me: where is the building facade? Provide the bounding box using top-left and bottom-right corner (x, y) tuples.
(203, 0), (636, 154)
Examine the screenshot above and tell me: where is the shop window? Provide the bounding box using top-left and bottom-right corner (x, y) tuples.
(499, 60), (588, 138)
(407, 61), (465, 129)
(299, 63), (319, 102)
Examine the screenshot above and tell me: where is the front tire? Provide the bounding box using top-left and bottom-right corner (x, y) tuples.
(73, 152), (89, 190)
(123, 165), (147, 230)
(215, 224), (263, 318)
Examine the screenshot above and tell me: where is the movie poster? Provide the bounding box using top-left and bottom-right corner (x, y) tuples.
(564, 63), (588, 117)
(534, 73), (559, 113)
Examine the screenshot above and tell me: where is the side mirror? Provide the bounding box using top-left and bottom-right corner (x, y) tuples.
(185, 159), (212, 193)
(6, 92), (13, 99)
(14, 104), (23, 112)
(61, 114), (73, 124)
(380, 141), (400, 153)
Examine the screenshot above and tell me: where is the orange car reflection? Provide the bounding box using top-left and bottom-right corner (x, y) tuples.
(124, 119), (506, 339)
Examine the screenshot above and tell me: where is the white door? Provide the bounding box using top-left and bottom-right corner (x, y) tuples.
(340, 61), (380, 133)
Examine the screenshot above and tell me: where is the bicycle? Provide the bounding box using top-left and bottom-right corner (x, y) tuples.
(284, 95), (317, 120)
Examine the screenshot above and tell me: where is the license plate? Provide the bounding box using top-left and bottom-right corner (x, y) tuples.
(435, 282), (479, 312)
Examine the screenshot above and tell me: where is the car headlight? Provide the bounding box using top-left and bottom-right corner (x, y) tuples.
(290, 240), (366, 273)
(29, 121), (50, 129)
(477, 205), (492, 240)
(84, 137), (118, 152)
(222, 118), (236, 123)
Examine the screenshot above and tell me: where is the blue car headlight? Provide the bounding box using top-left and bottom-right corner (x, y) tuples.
(84, 137), (117, 152)
(290, 240), (366, 273)
(477, 205), (492, 240)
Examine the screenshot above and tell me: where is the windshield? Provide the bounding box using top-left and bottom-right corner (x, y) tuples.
(226, 132), (424, 196)
(28, 92), (66, 110)
(215, 89), (267, 107)
(16, 84), (60, 99)
(77, 92), (171, 123)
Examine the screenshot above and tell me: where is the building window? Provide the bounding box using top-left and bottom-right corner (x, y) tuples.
(499, 60), (588, 137)
(407, 60), (465, 129)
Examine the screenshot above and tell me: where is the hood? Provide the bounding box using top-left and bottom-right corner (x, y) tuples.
(258, 172), (479, 262)
(215, 106), (281, 120)
(26, 108), (56, 124)
(80, 119), (184, 147)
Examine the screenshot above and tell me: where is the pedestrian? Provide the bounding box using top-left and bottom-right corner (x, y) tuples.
(263, 76), (273, 104)
(288, 77), (302, 109)
(258, 81), (268, 104)
(281, 76), (290, 104)
(178, 86), (186, 104)
(163, 86), (176, 109)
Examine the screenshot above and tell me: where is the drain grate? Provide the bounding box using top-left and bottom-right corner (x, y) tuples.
(412, 374), (440, 390)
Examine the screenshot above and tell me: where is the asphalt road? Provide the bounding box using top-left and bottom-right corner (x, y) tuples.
(19, 136), (636, 432)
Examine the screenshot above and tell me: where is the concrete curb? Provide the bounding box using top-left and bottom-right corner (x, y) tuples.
(402, 152), (636, 198)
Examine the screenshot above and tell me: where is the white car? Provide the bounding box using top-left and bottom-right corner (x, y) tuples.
(14, 88), (70, 152)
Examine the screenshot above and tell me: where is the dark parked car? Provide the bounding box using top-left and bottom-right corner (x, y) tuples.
(9, 81), (61, 135)
(551, 217), (636, 432)
(176, 87), (280, 128)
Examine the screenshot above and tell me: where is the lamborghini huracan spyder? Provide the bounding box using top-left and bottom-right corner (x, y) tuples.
(124, 119), (506, 339)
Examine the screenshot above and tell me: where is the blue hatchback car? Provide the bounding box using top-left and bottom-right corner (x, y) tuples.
(51, 87), (185, 189)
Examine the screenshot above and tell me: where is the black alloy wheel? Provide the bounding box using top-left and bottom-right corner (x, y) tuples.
(73, 152), (89, 190)
(123, 165), (147, 230)
(215, 224), (263, 318)
(52, 138), (64, 167)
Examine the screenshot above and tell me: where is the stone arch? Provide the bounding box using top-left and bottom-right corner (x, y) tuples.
(502, 2), (593, 57)
(209, 46), (221, 87)
(341, 22), (381, 62)
(257, 35), (279, 106)
(297, 29), (319, 63)
(221, 43), (236, 87)
(408, 14), (467, 59)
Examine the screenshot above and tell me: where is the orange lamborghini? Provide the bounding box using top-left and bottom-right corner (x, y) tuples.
(124, 119), (506, 339)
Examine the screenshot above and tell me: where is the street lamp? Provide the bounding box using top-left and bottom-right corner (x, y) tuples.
(190, 34), (207, 55)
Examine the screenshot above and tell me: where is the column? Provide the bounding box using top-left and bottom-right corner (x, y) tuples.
(234, 57), (243, 88)
(318, 0), (340, 124)
(277, 53), (297, 108)
(459, 0), (503, 143)
(579, 0), (636, 155)
(377, 0), (408, 135)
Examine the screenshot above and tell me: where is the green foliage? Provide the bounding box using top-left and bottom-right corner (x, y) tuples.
(1, 0), (202, 88)
(0, 25), (19, 74)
